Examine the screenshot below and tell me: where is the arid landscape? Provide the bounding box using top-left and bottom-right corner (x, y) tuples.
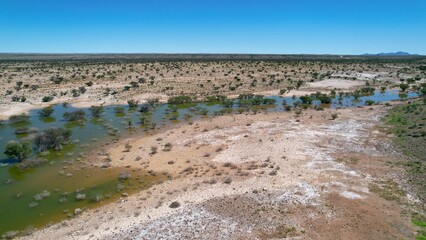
(0, 55), (425, 239)
(0, 54), (424, 119)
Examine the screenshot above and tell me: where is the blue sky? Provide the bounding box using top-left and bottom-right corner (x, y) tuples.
(0, 0), (425, 54)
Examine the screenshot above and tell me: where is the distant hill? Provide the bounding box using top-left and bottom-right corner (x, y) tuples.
(362, 51), (418, 56)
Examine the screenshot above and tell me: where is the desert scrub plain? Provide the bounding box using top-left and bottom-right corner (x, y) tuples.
(0, 54), (426, 239)
(1, 54), (425, 118)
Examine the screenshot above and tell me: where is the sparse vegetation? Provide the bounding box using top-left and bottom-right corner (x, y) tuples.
(386, 100), (426, 200)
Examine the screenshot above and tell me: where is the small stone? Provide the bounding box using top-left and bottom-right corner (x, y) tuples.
(74, 208), (83, 215)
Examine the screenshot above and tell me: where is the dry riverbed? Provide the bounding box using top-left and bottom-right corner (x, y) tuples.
(23, 103), (420, 240)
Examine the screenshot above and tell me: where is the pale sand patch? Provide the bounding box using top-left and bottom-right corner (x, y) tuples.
(0, 102), (38, 120)
(308, 79), (366, 89)
(228, 89), (317, 98)
(128, 93), (169, 103)
(340, 191), (365, 199)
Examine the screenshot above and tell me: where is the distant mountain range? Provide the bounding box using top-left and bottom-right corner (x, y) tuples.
(362, 51), (418, 56)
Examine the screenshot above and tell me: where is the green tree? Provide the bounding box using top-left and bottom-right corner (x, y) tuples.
(38, 106), (54, 117)
(89, 106), (103, 118)
(127, 99), (139, 108)
(34, 127), (72, 152)
(299, 95), (313, 104)
(4, 141), (31, 161)
(63, 110), (86, 121)
(399, 83), (409, 92)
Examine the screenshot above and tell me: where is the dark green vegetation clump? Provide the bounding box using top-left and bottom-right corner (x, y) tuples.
(168, 95), (193, 104)
(4, 141), (31, 161)
(35, 127), (72, 152)
(42, 96), (54, 102)
(89, 105), (104, 118)
(386, 99), (426, 200)
(237, 94), (276, 106)
(63, 109), (86, 121)
(169, 201), (181, 208)
(8, 114), (29, 124)
(37, 106), (54, 117)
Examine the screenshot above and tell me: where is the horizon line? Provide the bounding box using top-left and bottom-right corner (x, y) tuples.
(0, 52), (423, 56)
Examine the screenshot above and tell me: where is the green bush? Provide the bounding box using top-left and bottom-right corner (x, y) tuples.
(63, 110), (86, 121)
(127, 99), (139, 108)
(313, 92), (332, 104)
(42, 96), (54, 102)
(9, 114), (29, 123)
(38, 106), (54, 117)
(34, 127), (72, 152)
(237, 95), (276, 106)
(89, 106), (103, 118)
(365, 100), (375, 106)
(139, 104), (151, 113)
(4, 141), (32, 161)
(400, 83), (409, 92)
(300, 95), (313, 104)
(114, 106), (125, 114)
(169, 201), (181, 208)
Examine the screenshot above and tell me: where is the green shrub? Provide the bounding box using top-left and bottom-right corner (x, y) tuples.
(400, 83), (409, 92)
(237, 95), (276, 106)
(9, 114), (29, 123)
(89, 106), (103, 118)
(42, 96), (54, 102)
(114, 106), (125, 114)
(127, 99), (139, 108)
(34, 127), (72, 152)
(38, 106), (54, 117)
(314, 92), (332, 104)
(365, 100), (375, 106)
(12, 95), (26, 102)
(139, 104), (151, 113)
(300, 95), (313, 104)
(169, 201), (181, 208)
(63, 110), (86, 121)
(4, 141), (32, 161)
(50, 76), (64, 84)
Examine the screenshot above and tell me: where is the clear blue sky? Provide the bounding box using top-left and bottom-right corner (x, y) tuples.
(1, 0), (425, 54)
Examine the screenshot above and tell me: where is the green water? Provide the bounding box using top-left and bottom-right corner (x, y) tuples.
(0, 90), (421, 236)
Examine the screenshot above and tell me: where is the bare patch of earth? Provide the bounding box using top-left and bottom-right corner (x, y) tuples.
(307, 79), (366, 90)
